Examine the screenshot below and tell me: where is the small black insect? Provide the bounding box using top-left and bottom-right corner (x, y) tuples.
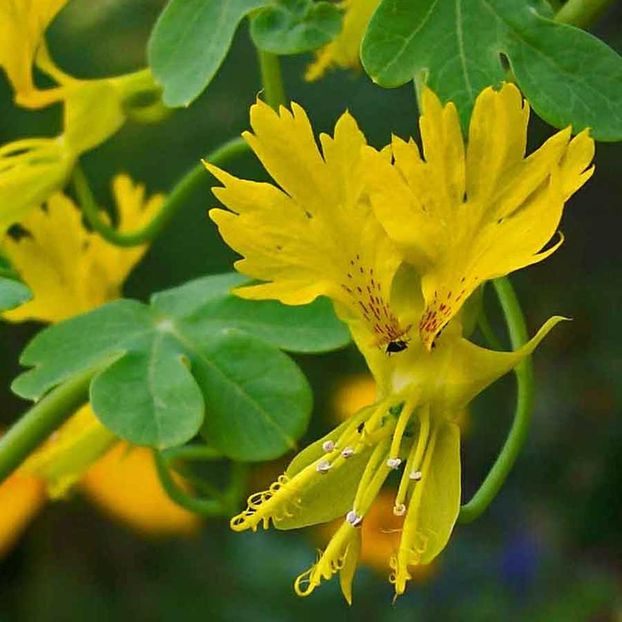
(385, 339), (409, 354)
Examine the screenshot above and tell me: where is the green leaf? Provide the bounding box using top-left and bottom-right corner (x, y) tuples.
(90, 333), (205, 448)
(250, 0), (342, 55)
(13, 274), (349, 457)
(361, 0), (622, 141)
(197, 330), (311, 461)
(151, 273), (351, 353)
(148, 0), (269, 107)
(0, 277), (31, 312)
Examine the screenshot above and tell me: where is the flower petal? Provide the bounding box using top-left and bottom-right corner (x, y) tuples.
(392, 419), (460, 595)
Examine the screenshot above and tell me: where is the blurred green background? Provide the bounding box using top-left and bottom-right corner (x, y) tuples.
(0, 1), (620, 620)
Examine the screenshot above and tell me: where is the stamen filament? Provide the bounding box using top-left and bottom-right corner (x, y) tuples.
(352, 437), (391, 512)
(394, 405), (430, 509)
(388, 399), (415, 463)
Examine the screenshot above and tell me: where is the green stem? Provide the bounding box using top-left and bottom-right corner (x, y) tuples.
(153, 450), (246, 517)
(554, 0), (615, 28)
(72, 136), (250, 248)
(257, 50), (286, 109)
(459, 277), (534, 523)
(0, 368), (96, 484)
(477, 286), (503, 351)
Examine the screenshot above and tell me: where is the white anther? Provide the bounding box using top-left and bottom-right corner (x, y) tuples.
(322, 440), (335, 453)
(393, 503), (406, 516)
(386, 457), (402, 470)
(346, 510), (363, 527)
(341, 446), (354, 458)
(316, 460), (331, 474)
(409, 470), (422, 481)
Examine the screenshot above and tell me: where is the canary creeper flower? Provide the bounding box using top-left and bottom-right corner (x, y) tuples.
(0, 0), (161, 231)
(3, 175), (163, 322)
(364, 83), (595, 350)
(206, 92), (576, 600)
(305, 0), (380, 81)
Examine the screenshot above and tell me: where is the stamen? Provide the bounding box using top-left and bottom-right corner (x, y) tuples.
(394, 405), (430, 511)
(393, 503), (406, 516)
(322, 440), (335, 453)
(346, 510), (363, 527)
(386, 457), (402, 470)
(388, 399), (415, 464)
(316, 460), (331, 474)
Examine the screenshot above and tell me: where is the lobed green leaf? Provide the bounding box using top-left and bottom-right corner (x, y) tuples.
(148, 0), (269, 107)
(361, 0), (622, 140)
(250, 0), (342, 55)
(13, 274), (350, 457)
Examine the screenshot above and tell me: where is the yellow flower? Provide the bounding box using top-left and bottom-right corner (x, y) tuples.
(0, 0), (68, 106)
(206, 96), (569, 600)
(2, 174), (163, 323)
(0, 173), (196, 549)
(305, 0), (380, 81)
(0, 137), (73, 233)
(364, 83), (595, 350)
(81, 442), (200, 536)
(0, 0), (161, 231)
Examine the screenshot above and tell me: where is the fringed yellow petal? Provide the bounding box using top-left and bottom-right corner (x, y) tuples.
(208, 103), (408, 353)
(466, 83), (529, 205)
(305, 0), (381, 81)
(245, 100), (335, 212)
(3, 192), (105, 322)
(19, 405), (116, 498)
(370, 83), (594, 349)
(3, 175), (161, 323)
(294, 521), (361, 601)
(419, 87), (466, 213)
(391, 420), (460, 596)
(81, 443), (201, 536)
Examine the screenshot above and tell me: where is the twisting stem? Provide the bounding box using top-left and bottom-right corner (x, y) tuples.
(257, 50), (286, 109)
(458, 277), (535, 523)
(153, 449), (247, 517)
(554, 0), (615, 28)
(0, 368), (96, 484)
(72, 136), (250, 248)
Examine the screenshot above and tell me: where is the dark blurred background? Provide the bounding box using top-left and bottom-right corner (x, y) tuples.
(0, 1), (620, 620)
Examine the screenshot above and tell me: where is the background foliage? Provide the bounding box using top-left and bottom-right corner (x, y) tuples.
(0, 0), (620, 619)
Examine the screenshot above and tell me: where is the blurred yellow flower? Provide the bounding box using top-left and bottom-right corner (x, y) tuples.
(0, 0), (68, 106)
(0, 173), (198, 550)
(82, 442), (200, 536)
(208, 95), (567, 600)
(0, 467), (45, 557)
(2, 174), (163, 323)
(364, 83), (594, 350)
(0, 0), (161, 231)
(305, 0), (380, 81)
(332, 374), (377, 422)
(0, 137), (73, 233)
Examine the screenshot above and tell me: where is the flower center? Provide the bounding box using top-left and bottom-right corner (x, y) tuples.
(341, 254), (411, 351)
